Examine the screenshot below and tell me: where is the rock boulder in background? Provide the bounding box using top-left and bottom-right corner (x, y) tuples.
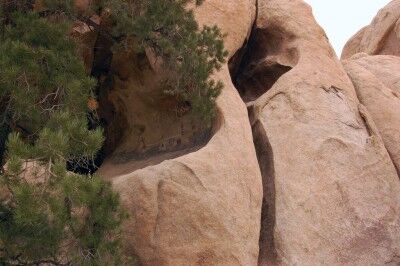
(342, 0), (400, 59)
(344, 55), (400, 176)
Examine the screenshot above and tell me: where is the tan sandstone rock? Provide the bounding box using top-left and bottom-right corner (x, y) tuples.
(340, 27), (368, 60)
(342, 0), (400, 59)
(244, 0), (400, 264)
(343, 54), (400, 175)
(345, 54), (400, 91)
(98, 1), (263, 265)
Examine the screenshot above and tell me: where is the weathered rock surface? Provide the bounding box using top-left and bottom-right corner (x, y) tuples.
(98, 1), (263, 265)
(89, 0), (400, 265)
(342, 0), (400, 59)
(241, 0), (400, 265)
(344, 54), (400, 175)
(345, 54), (400, 91)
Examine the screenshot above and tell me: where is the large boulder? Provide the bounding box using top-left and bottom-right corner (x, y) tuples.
(342, 0), (400, 59)
(242, 0), (400, 264)
(343, 54), (400, 175)
(98, 1), (263, 265)
(345, 54), (400, 90)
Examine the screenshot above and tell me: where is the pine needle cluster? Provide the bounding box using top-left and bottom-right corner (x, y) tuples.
(0, 7), (126, 266)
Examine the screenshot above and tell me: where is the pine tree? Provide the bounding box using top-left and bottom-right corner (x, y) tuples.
(0, 7), (126, 265)
(0, 0), (227, 264)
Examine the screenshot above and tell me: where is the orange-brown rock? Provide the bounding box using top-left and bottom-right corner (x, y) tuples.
(98, 1), (263, 265)
(344, 54), (400, 175)
(342, 0), (400, 59)
(245, 0), (400, 265)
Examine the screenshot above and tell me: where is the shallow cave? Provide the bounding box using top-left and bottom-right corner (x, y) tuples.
(229, 26), (297, 103)
(68, 32), (219, 176)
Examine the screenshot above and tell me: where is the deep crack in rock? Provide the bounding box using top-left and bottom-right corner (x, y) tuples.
(228, 16), (298, 264)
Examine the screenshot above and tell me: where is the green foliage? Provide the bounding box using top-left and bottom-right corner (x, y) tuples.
(0, 9), (126, 265)
(0, 12), (95, 133)
(0, 0), (227, 264)
(109, 0), (228, 123)
(46, 0), (228, 123)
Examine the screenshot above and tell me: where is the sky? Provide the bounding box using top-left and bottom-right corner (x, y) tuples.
(304, 0), (391, 56)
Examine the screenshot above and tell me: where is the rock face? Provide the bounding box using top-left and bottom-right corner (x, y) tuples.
(98, 1), (264, 265)
(238, 0), (400, 265)
(342, 0), (400, 59)
(97, 46), (212, 172)
(89, 0), (400, 265)
(344, 55), (400, 175)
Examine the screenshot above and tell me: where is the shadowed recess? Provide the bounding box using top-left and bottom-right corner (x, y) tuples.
(228, 22), (300, 264)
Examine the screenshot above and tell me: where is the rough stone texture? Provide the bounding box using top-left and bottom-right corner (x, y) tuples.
(98, 1), (263, 265)
(246, 0), (400, 265)
(97, 46), (211, 170)
(343, 54), (400, 175)
(341, 0), (400, 59)
(341, 27), (368, 60)
(345, 54), (400, 91)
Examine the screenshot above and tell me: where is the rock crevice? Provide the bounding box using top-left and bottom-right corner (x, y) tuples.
(228, 17), (297, 264)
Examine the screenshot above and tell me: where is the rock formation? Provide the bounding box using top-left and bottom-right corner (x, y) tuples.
(344, 54), (400, 176)
(69, 0), (400, 264)
(242, 0), (400, 265)
(98, 1), (264, 265)
(342, 0), (400, 59)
